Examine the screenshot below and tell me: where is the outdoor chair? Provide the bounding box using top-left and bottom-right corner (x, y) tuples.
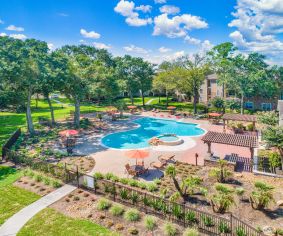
(137, 166), (149, 176)
(125, 164), (138, 177)
(150, 161), (166, 169)
(158, 154), (176, 163)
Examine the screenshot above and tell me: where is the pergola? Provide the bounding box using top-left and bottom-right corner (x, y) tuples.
(201, 131), (258, 158)
(222, 114), (257, 131)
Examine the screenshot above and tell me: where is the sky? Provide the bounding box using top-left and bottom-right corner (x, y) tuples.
(0, 0), (283, 65)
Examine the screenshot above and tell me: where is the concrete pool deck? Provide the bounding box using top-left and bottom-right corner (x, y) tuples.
(74, 112), (251, 180)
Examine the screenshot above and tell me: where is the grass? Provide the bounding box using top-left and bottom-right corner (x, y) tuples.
(0, 166), (40, 225)
(17, 208), (118, 236)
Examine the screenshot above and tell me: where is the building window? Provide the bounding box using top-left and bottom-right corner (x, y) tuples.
(245, 102), (254, 109)
(261, 103), (272, 111)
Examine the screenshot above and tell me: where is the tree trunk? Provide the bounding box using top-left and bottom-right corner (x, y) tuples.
(46, 94), (55, 125)
(172, 177), (186, 202)
(158, 94), (161, 104)
(26, 87), (35, 135)
(35, 93), (39, 109)
(141, 90), (145, 107)
(278, 148), (283, 170)
(193, 85), (198, 114)
(74, 97), (80, 128)
(166, 91), (169, 107)
(130, 91), (134, 105)
(240, 93), (244, 115)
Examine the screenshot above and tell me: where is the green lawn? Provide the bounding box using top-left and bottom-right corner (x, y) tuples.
(0, 166), (40, 225)
(18, 208), (118, 236)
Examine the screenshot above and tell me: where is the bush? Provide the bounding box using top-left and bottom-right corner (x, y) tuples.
(34, 174), (43, 182)
(251, 181), (274, 210)
(52, 180), (62, 188)
(119, 178), (129, 185)
(128, 227), (139, 235)
(201, 215), (214, 227)
(124, 209), (140, 222)
(185, 211), (197, 224)
(43, 177), (50, 185)
(236, 187), (245, 199)
(236, 227), (247, 236)
(109, 204), (124, 216)
(144, 216), (157, 232)
(94, 172), (104, 180)
(218, 221), (231, 233)
(163, 222), (177, 236)
(105, 172), (115, 180)
(183, 227), (199, 236)
(146, 182), (158, 192)
(96, 198), (111, 211)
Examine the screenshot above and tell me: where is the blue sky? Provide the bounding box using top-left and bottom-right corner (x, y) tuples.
(0, 0), (283, 64)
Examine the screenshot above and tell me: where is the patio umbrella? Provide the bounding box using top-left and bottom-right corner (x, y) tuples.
(208, 112), (222, 118)
(167, 106), (176, 110)
(59, 129), (78, 136)
(125, 150), (149, 165)
(127, 105), (137, 109)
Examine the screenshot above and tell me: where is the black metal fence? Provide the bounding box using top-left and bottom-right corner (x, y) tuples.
(2, 128), (21, 160)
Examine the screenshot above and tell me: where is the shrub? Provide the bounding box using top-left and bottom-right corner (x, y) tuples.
(43, 177), (50, 185)
(275, 229), (283, 236)
(119, 178), (129, 185)
(153, 178), (161, 185)
(105, 172), (115, 180)
(185, 211), (197, 224)
(211, 184), (235, 214)
(109, 204), (124, 216)
(96, 198), (111, 211)
(94, 172), (104, 180)
(119, 188), (129, 200)
(209, 160), (232, 183)
(137, 181), (147, 189)
(52, 180), (62, 188)
(201, 215), (214, 227)
(124, 209), (140, 222)
(250, 181), (274, 210)
(163, 222), (177, 236)
(236, 227), (247, 236)
(218, 221), (231, 234)
(130, 192), (139, 204)
(128, 179), (139, 187)
(235, 187), (245, 199)
(114, 224), (124, 231)
(183, 227), (199, 236)
(144, 216), (157, 232)
(73, 196), (80, 201)
(128, 227), (139, 235)
(146, 182), (158, 192)
(34, 174), (43, 182)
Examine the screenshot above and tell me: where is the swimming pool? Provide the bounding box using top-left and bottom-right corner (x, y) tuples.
(101, 117), (205, 149)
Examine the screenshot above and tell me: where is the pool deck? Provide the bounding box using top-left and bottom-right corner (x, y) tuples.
(75, 112), (251, 180)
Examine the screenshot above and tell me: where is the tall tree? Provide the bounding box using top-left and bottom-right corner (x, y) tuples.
(177, 54), (209, 114)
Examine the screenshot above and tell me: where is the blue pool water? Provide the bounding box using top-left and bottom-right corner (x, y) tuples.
(101, 117), (205, 149)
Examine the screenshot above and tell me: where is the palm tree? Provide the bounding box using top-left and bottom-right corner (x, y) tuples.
(209, 160), (232, 183)
(165, 165), (184, 200)
(250, 181), (275, 210)
(211, 184), (235, 214)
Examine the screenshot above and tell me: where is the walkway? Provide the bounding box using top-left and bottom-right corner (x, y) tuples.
(0, 184), (76, 236)
(145, 98), (157, 105)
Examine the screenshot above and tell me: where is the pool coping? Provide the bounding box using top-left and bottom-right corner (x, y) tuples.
(99, 115), (207, 151)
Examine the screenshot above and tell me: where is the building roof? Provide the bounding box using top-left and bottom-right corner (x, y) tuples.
(206, 74), (218, 80)
(201, 131), (258, 148)
(222, 113), (257, 122)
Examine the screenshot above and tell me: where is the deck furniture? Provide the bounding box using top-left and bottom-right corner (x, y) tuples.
(150, 161), (166, 169)
(125, 164), (138, 177)
(158, 154), (176, 163)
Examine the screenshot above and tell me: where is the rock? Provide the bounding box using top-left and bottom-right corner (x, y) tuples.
(262, 226), (274, 236)
(277, 200), (283, 206)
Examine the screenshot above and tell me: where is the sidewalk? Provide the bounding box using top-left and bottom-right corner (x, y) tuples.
(0, 184), (76, 236)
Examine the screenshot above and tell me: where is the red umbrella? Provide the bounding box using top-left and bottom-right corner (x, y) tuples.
(59, 129), (78, 136)
(127, 105), (137, 109)
(167, 106), (176, 110)
(208, 112), (222, 118)
(125, 150), (149, 165)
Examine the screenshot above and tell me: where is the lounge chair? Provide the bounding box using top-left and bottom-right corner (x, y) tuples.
(158, 154), (176, 163)
(137, 167), (149, 176)
(125, 164), (138, 177)
(150, 161), (166, 169)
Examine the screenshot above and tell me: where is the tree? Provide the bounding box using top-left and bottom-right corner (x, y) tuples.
(250, 181), (274, 210)
(262, 126), (283, 169)
(0, 37), (49, 134)
(177, 54), (209, 114)
(153, 62), (178, 106)
(211, 184), (235, 214)
(211, 97), (225, 112)
(209, 160), (233, 183)
(257, 111), (279, 127)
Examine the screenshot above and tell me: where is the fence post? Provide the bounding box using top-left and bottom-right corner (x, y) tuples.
(144, 193), (147, 213)
(183, 203), (186, 227)
(230, 213), (233, 236)
(76, 165), (79, 187)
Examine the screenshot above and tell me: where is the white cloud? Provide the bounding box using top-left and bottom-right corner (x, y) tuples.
(79, 39), (86, 44)
(154, 0), (167, 4)
(80, 29), (101, 39)
(0, 33), (7, 37)
(10, 34), (27, 40)
(47, 43), (54, 50)
(200, 40), (214, 52)
(229, 0), (283, 64)
(123, 44), (149, 54)
(153, 13), (208, 38)
(184, 35), (201, 45)
(135, 5), (152, 13)
(114, 0), (152, 27)
(159, 46), (172, 53)
(6, 25), (24, 32)
(159, 5), (180, 15)
(0, 19), (4, 24)
(93, 42), (111, 50)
